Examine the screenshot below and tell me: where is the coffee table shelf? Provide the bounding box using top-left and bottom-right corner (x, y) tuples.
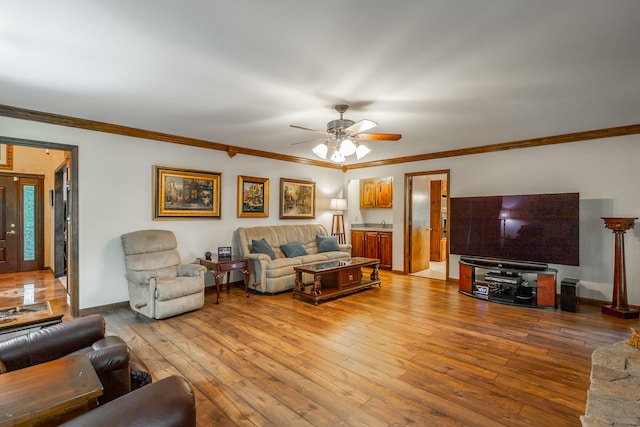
(293, 257), (381, 305)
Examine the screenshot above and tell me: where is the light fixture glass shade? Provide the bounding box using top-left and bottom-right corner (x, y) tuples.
(330, 198), (348, 211)
(312, 143), (328, 159)
(339, 138), (356, 156)
(355, 144), (371, 159)
(330, 149), (345, 163)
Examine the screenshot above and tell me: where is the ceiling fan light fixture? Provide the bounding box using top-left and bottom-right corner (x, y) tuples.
(339, 138), (356, 156)
(355, 143), (371, 159)
(330, 148), (345, 163)
(312, 143), (328, 159)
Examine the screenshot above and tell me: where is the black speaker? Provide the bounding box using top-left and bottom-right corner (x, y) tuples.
(561, 278), (579, 312)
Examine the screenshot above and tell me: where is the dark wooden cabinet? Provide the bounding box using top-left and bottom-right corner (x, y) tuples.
(360, 177), (393, 208)
(351, 230), (365, 257)
(378, 232), (393, 270)
(351, 230), (392, 270)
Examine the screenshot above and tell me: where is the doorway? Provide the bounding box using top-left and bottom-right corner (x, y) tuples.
(0, 174), (44, 273)
(0, 136), (79, 317)
(404, 170), (450, 280)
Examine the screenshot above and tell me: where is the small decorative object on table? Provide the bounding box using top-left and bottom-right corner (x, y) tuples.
(218, 246), (232, 259)
(204, 251), (212, 261)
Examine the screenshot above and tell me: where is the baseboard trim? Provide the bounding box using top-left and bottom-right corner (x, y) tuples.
(79, 301), (129, 317)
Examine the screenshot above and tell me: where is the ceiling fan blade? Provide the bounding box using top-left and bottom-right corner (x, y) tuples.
(346, 119), (377, 135)
(358, 133), (402, 141)
(291, 137), (327, 146)
(289, 125), (327, 134)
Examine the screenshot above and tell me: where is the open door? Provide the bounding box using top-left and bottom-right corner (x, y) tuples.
(408, 175), (430, 273)
(405, 170), (450, 279)
(54, 163), (68, 278)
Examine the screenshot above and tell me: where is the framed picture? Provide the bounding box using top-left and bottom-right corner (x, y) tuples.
(280, 178), (315, 219)
(237, 175), (269, 218)
(153, 165), (221, 219)
(0, 144), (13, 170)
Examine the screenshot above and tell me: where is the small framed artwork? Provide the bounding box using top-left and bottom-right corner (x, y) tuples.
(153, 165), (221, 219)
(218, 246), (232, 259)
(280, 178), (316, 219)
(237, 175), (269, 218)
(0, 144), (13, 170)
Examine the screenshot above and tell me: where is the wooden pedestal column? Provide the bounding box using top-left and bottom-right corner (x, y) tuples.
(601, 217), (639, 319)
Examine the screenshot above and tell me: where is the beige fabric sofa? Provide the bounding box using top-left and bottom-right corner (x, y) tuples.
(236, 224), (352, 294)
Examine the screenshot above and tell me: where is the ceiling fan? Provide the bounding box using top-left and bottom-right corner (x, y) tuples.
(290, 104), (402, 162)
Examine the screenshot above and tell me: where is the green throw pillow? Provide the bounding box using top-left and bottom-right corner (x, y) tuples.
(251, 239), (276, 260)
(317, 235), (340, 253)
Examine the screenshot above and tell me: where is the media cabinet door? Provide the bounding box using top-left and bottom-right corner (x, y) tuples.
(459, 263), (473, 294)
(536, 273), (556, 308)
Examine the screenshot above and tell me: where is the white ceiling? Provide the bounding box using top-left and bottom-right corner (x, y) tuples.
(2, 1), (639, 165)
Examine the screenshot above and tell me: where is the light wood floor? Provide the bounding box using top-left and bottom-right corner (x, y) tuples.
(1, 270), (634, 426)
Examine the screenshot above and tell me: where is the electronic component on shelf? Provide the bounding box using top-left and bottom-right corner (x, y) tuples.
(484, 271), (522, 285)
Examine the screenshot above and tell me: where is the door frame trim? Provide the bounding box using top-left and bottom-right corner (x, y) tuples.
(0, 136), (79, 317)
(404, 169), (450, 279)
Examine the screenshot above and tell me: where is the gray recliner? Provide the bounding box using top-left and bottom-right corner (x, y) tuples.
(121, 229), (206, 319)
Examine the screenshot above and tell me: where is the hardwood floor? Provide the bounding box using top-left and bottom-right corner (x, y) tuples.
(0, 270), (70, 316)
(2, 270), (634, 426)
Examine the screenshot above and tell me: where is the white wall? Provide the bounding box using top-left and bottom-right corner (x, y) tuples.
(1, 116), (346, 309)
(344, 135), (640, 305)
(4, 114), (640, 307)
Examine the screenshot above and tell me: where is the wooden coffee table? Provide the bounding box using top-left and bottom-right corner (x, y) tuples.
(293, 257), (381, 305)
(0, 300), (64, 335)
(0, 354), (103, 426)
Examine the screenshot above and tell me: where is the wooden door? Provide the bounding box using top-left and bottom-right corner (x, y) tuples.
(409, 176), (430, 272)
(365, 232), (379, 259)
(0, 176), (19, 273)
(351, 230), (365, 257)
(376, 178), (393, 208)
(378, 232), (393, 269)
(430, 180), (443, 261)
(0, 174), (44, 273)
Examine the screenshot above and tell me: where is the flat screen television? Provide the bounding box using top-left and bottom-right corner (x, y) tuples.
(449, 192), (579, 266)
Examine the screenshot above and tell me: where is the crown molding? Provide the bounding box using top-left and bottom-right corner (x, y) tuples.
(2, 104), (639, 171)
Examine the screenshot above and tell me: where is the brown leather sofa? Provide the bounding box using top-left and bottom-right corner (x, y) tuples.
(0, 314), (130, 404)
(59, 375), (196, 427)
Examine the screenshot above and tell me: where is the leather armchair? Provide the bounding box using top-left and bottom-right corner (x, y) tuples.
(59, 375), (196, 427)
(121, 229), (206, 319)
(0, 314), (130, 404)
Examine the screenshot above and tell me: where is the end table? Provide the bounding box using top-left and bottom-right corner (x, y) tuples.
(199, 256), (250, 304)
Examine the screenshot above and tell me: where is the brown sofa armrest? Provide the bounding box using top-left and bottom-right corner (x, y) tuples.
(0, 314), (105, 371)
(69, 335), (131, 403)
(59, 375), (196, 427)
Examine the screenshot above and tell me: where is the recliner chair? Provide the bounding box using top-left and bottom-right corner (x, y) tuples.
(121, 229), (206, 319)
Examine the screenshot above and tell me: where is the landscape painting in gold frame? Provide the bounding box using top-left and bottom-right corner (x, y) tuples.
(153, 165), (221, 219)
(280, 178), (315, 219)
(237, 175), (269, 218)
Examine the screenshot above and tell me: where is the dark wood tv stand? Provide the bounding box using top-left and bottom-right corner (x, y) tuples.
(459, 258), (557, 308)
